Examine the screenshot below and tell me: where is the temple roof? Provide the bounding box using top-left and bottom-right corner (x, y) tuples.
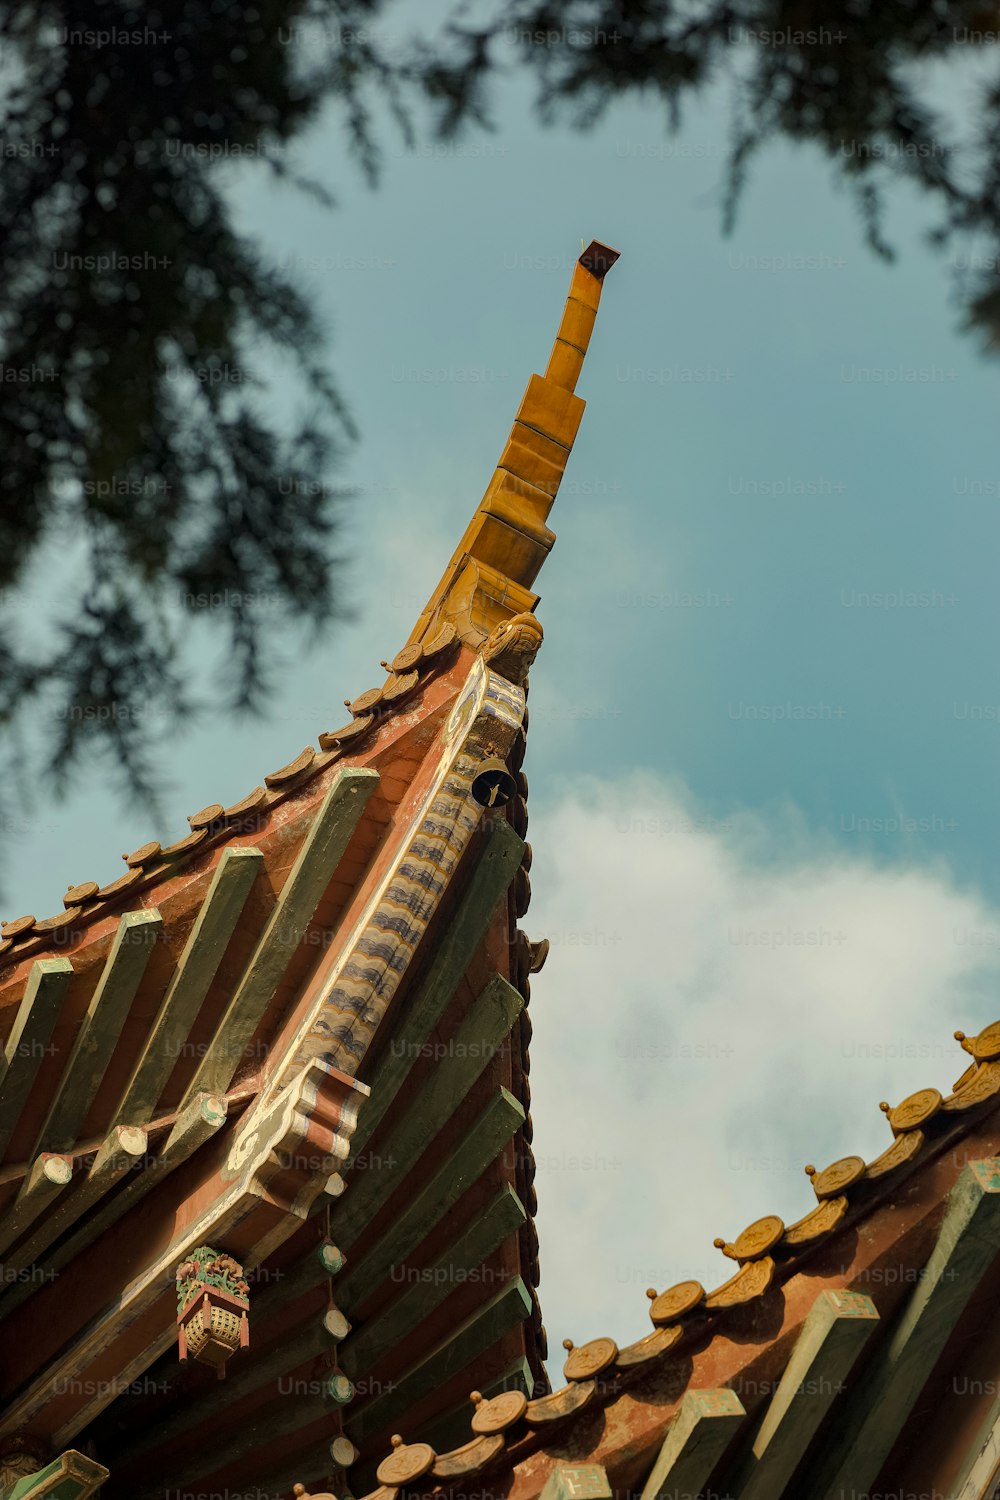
(8, 231), (1000, 1500)
(353, 1016), (1000, 1500)
(0, 241), (621, 1500)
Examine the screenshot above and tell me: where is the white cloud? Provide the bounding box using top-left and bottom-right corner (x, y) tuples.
(524, 771), (1000, 1370)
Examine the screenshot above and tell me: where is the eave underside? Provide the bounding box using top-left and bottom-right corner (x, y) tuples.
(83, 811), (544, 1500)
(0, 676), (542, 1500)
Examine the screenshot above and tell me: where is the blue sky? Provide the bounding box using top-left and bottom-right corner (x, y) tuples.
(8, 29), (1000, 1369)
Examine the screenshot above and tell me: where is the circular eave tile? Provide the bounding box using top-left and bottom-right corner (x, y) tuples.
(807, 1155), (866, 1199)
(969, 1020), (1000, 1062)
(1, 915), (37, 940)
(563, 1336), (618, 1381)
(188, 802), (225, 829)
(64, 881), (99, 907)
(648, 1279), (705, 1326)
(883, 1087), (942, 1134)
(376, 1439), (435, 1488)
(471, 1389), (527, 1435)
(389, 643), (423, 674)
(718, 1214), (785, 1262)
(347, 687), (384, 717)
(124, 840), (161, 867)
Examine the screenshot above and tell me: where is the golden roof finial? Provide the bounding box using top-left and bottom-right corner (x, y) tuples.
(406, 239), (620, 653)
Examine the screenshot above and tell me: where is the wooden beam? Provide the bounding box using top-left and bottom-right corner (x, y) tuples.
(808, 1157), (1000, 1499)
(160, 1089), (229, 1163)
(180, 767), (378, 1102)
(0, 1127), (147, 1288)
(347, 817), (525, 1165)
(335, 1086), (525, 1311)
(734, 1289), (879, 1500)
(113, 848), (263, 1127)
(335, 975), (523, 1245)
(346, 1276), (533, 1444)
(0, 1154), (73, 1256)
(87, 1122), (149, 1187)
(0, 958), (73, 1161)
(639, 1390), (747, 1500)
(341, 1183), (527, 1378)
(4, 1094), (228, 1310)
(34, 910), (162, 1156)
(4, 1058), (362, 1443)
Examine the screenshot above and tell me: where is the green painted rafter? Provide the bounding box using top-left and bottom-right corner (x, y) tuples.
(340, 1182), (527, 1378)
(336, 1086), (525, 1312)
(179, 767), (379, 1105)
(334, 975), (523, 1246)
(113, 848), (263, 1127)
(806, 1157), (1000, 1499)
(2, 1126), (149, 1281)
(33, 910), (162, 1157)
(346, 1277), (533, 1444)
(0, 959), (74, 1163)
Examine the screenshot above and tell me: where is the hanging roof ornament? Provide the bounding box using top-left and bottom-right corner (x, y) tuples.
(176, 1244), (249, 1379)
